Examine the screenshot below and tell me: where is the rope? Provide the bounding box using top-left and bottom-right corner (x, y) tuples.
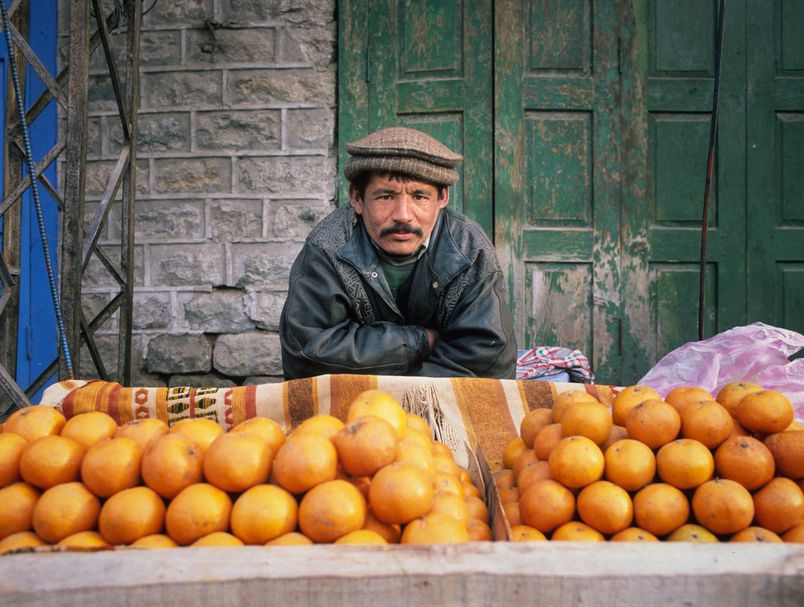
(1, 2), (74, 379)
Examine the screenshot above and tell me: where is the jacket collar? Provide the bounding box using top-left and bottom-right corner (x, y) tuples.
(338, 210), (470, 285)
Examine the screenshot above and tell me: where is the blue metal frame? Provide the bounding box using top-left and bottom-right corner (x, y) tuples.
(1, 0), (59, 401)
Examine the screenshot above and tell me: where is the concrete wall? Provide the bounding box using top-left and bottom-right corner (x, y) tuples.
(60, 0), (338, 386)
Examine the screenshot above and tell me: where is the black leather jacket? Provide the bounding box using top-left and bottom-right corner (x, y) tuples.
(280, 206), (516, 379)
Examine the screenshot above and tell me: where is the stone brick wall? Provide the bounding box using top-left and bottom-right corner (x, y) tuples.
(62, 0), (338, 386)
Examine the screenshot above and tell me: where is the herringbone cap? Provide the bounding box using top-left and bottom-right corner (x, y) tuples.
(344, 127), (463, 186)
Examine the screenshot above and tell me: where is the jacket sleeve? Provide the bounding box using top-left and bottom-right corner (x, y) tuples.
(415, 268), (517, 379)
(280, 243), (431, 379)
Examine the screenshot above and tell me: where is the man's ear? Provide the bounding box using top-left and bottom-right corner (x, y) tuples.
(438, 186), (450, 209)
(349, 184), (363, 214)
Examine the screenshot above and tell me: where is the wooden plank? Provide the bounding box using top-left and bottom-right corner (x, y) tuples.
(0, 544), (801, 607)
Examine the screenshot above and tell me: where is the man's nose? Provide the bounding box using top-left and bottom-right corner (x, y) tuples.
(391, 195), (413, 222)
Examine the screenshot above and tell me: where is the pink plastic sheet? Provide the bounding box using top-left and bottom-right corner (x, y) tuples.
(639, 322), (804, 421)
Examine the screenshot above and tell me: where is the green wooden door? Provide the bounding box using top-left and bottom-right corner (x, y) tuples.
(339, 1), (804, 385)
(496, 0), (624, 383)
(338, 0), (494, 234)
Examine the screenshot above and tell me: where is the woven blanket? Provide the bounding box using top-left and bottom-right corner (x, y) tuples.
(516, 347), (594, 383)
(40, 375), (618, 472)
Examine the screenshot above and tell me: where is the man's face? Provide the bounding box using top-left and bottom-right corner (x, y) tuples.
(349, 173), (449, 257)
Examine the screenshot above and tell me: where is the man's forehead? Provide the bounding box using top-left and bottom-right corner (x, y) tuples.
(366, 172), (438, 192)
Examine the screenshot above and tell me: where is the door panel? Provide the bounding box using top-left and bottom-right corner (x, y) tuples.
(338, 0), (494, 234)
(747, 0), (804, 335)
(497, 0), (623, 383)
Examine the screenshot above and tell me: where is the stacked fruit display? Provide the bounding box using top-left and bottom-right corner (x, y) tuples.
(499, 382), (804, 542)
(0, 390), (491, 553)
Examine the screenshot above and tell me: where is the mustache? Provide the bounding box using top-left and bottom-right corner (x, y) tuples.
(380, 224), (423, 238)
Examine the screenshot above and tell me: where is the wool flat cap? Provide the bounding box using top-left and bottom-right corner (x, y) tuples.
(344, 127), (463, 186)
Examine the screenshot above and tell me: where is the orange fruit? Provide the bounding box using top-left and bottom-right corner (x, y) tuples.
(730, 527), (783, 543)
(334, 529), (387, 545)
(532, 423), (564, 461)
(362, 508), (402, 543)
(271, 431), (338, 494)
(431, 493), (470, 525)
(401, 427), (434, 454)
(293, 414), (344, 442)
(115, 418), (169, 451)
(519, 408), (554, 449)
(203, 431), (273, 493)
(716, 381), (764, 417)
(714, 435), (775, 490)
(165, 483), (232, 546)
(191, 532), (244, 547)
(19, 435), (84, 489)
(346, 390), (407, 439)
(60, 411), (118, 450)
(666, 523), (719, 543)
(560, 401), (613, 446)
(516, 459), (552, 495)
(576, 480), (634, 535)
(632, 483), (690, 537)
(656, 439), (714, 490)
(752, 477), (804, 534)
(169, 417), (224, 452)
(680, 400), (734, 449)
(494, 468), (516, 491)
(601, 424), (629, 451)
(0, 482), (39, 540)
(396, 439), (435, 473)
(510, 524), (547, 542)
(782, 522), (804, 543)
(80, 437), (143, 497)
(4, 405), (66, 442)
(518, 478), (575, 534)
(432, 452), (460, 477)
(612, 385), (661, 426)
(266, 532), (313, 546)
(692, 478), (754, 535)
(0, 433), (28, 487)
(604, 438), (656, 492)
(130, 534), (178, 549)
(0, 531), (47, 554)
(433, 471), (465, 498)
(464, 494), (489, 522)
(98, 486), (166, 545)
(141, 433), (203, 499)
(363, 508), (402, 544)
(335, 415), (399, 477)
(230, 416), (286, 453)
(552, 390), (599, 423)
(230, 484), (298, 545)
(736, 390), (794, 435)
(503, 500), (525, 526)
(498, 484), (520, 505)
(432, 441), (453, 459)
(548, 436), (604, 489)
(466, 519), (493, 542)
(551, 521), (605, 542)
(512, 448), (538, 478)
(369, 462), (434, 525)
(502, 436), (527, 469)
(298, 479), (367, 543)
(763, 431), (804, 479)
(32, 482), (100, 544)
(56, 530), (111, 550)
(405, 413), (431, 435)
(401, 512), (469, 544)
(609, 527), (659, 542)
(625, 399), (681, 449)
(342, 472), (372, 501)
(665, 386), (715, 416)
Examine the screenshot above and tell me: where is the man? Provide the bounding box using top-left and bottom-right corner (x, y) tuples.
(280, 127), (516, 379)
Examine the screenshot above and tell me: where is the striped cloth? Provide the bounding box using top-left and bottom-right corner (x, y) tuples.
(40, 375), (618, 473)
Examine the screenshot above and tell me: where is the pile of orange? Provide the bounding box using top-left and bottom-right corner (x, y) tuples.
(500, 382), (804, 543)
(0, 389), (489, 554)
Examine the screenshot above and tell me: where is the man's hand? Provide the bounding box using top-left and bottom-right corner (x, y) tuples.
(426, 328), (440, 350)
